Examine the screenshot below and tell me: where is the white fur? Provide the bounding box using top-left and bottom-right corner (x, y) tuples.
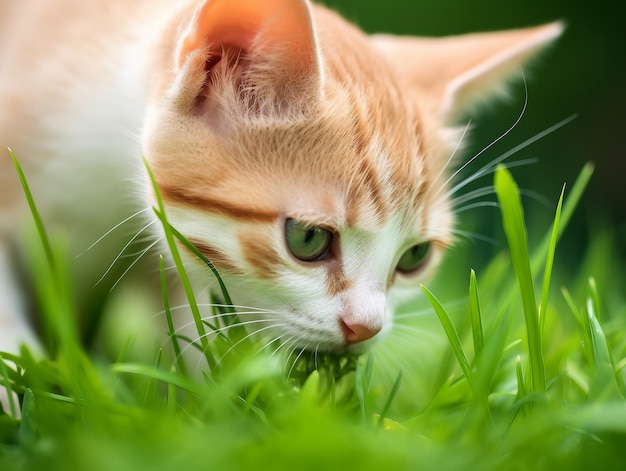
(167, 202), (438, 352)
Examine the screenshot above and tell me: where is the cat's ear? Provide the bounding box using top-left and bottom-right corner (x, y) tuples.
(174, 0), (321, 118)
(371, 23), (563, 122)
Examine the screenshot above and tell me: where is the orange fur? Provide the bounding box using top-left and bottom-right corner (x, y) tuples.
(0, 0), (562, 358)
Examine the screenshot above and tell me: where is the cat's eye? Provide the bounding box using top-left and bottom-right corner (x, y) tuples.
(285, 219), (333, 262)
(396, 242), (432, 274)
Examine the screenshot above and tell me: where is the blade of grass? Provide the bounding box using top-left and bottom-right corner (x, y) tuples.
(18, 389), (36, 446)
(160, 256), (187, 376)
(469, 270), (484, 360)
(496, 163), (594, 314)
(586, 278), (624, 400)
(561, 286), (595, 369)
(9, 149), (55, 274)
(356, 354), (374, 424)
(530, 163), (594, 273)
(377, 370), (402, 428)
(495, 165), (545, 394)
(143, 159), (214, 370)
(112, 363), (209, 397)
(143, 349), (163, 406)
(422, 285), (474, 392)
(165, 224), (234, 311)
(0, 360), (17, 417)
(12, 150), (108, 412)
(538, 185), (565, 333)
(163, 225), (247, 343)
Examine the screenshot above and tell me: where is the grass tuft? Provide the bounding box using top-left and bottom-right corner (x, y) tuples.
(1, 157), (625, 470)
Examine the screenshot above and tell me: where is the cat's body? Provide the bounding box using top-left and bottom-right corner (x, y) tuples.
(0, 0), (561, 360)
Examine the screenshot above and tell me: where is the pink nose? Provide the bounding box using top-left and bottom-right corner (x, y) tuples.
(340, 319), (381, 345)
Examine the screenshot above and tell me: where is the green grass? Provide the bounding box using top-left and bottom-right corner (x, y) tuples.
(1, 159), (625, 470)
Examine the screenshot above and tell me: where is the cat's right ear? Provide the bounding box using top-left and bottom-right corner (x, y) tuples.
(172, 0), (322, 119)
(371, 23), (563, 123)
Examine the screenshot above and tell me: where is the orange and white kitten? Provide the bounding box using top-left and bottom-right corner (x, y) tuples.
(0, 0), (561, 357)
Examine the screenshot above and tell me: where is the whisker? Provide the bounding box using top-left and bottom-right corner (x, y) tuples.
(446, 164), (533, 215)
(450, 186), (494, 208)
(392, 323), (443, 337)
(453, 201), (499, 214)
(436, 80), (529, 202)
(153, 304), (272, 320)
(395, 298), (467, 319)
(394, 312), (434, 321)
(95, 219), (158, 286)
(215, 323), (289, 365)
(174, 318), (283, 370)
(375, 342), (414, 377)
(446, 157), (533, 203)
(108, 238), (161, 291)
(283, 343), (300, 375)
(172, 315), (278, 338)
(286, 346), (307, 379)
(255, 332), (290, 356)
(446, 115), (576, 199)
(519, 188), (552, 208)
(431, 119), (473, 188)
(271, 337), (296, 358)
(77, 207), (151, 258)
(448, 229), (498, 246)
(314, 344), (320, 371)
(201, 303), (273, 313)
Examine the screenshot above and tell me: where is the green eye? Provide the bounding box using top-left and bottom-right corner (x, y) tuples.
(285, 219), (333, 262)
(397, 242), (431, 274)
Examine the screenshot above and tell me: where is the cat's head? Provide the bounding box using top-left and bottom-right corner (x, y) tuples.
(143, 0), (562, 352)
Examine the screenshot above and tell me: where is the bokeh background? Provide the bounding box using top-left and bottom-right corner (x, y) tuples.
(319, 0), (625, 276)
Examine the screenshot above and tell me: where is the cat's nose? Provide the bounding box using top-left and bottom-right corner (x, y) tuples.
(340, 319), (381, 345)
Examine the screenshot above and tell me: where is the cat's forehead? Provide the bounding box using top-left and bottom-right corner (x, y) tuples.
(225, 111), (430, 232)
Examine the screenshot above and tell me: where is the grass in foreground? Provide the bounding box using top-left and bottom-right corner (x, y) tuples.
(1, 160), (625, 470)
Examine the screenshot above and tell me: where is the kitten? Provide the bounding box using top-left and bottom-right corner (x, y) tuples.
(0, 0), (561, 359)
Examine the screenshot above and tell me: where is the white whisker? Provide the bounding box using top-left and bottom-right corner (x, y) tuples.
(287, 347), (307, 379)
(453, 201), (500, 214)
(215, 323), (289, 365)
(271, 337), (295, 357)
(172, 318), (283, 369)
(438, 79), (529, 200)
(432, 119), (473, 188)
(108, 238), (161, 291)
(450, 186), (494, 208)
(172, 315), (278, 339)
(446, 116), (575, 200)
(255, 332), (290, 356)
(395, 298), (467, 320)
(448, 229), (498, 246)
(519, 188), (552, 208)
(283, 343), (300, 375)
(77, 207), (151, 258)
(153, 304), (272, 320)
(95, 219), (158, 286)
(314, 344), (320, 370)
(201, 303), (273, 313)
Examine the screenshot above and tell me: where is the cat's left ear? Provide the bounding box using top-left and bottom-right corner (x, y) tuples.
(173, 0), (322, 118)
(371, 23), (564, 123)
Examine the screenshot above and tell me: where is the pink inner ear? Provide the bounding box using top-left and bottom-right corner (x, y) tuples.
(177, 0), (318, 75)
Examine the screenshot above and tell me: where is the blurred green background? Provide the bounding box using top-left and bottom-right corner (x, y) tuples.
(319, 0), (625, 273)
